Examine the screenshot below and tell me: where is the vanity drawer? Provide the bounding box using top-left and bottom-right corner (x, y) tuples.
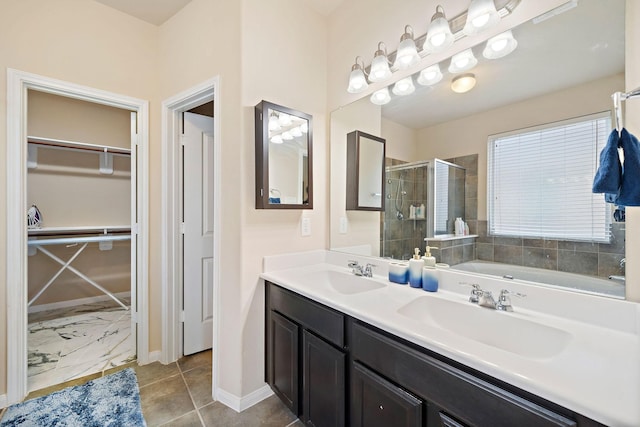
(267, 282), (344, 347)
(350, 320), (576, 427)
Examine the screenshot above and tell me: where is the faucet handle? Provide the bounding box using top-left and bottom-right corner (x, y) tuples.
(348, 260), (360, 268)
(460, 282), (483, 303)
(364, 263), (377, 277)
(497, 289), (526, 312)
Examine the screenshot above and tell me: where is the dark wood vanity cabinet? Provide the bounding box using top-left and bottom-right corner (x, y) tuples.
(266, 282), (346, 426)
(265, 282), (605, 427)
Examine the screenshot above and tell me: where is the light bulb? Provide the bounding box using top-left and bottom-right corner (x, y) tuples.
(448, 49), (477, 73)
(370, 88), (391, 105)
(278, 113), (292, 126)
(392, 77), (415, 96)
(282, 131), (293, 140)
(483, 30), (518, 59)
(417, 64), (443, 86)
(291, 127), (303, 137)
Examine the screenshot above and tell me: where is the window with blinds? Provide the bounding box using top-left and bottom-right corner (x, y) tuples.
(487, 112), (612, 243)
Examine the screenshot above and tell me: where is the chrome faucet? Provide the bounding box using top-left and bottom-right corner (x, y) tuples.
(348, 261), (376, 277)
(462, 282), (526, 311)
(478, 290), (497, 309)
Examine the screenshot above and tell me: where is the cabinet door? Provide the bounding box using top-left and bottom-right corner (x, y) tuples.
(302, 330), (345, 427)
(427, 404), (469, 427)
(270, 311), (299, 414)
(351, 362), (423, 427)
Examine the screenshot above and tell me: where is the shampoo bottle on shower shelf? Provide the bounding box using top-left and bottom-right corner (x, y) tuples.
(455, 217), (464, 236)
(409, 248), (424, 288)
(422, 246), (437, 267)
(419, 204), (425, 219)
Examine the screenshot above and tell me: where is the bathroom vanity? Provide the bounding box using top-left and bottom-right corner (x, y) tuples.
(262, 250), (639, 427)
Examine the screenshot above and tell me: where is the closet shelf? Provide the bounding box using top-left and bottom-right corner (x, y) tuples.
(28, 225), (131, 236)
(27, 136), (131, 156)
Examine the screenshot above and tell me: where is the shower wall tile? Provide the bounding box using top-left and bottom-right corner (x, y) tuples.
(558, 250), (598, 276)
(523, 247), (558, 270)
(494, 245), (523, 265)
(476, 243), (494, 261)
(557, 240), (598, 253)
(598, 252), (624, 277)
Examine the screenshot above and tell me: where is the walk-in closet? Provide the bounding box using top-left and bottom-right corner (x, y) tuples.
(26, 90), (136, 392)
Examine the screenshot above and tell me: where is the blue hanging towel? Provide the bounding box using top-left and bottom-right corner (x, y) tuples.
(617, 128), (640, 206)
(592, 129), (621, 195)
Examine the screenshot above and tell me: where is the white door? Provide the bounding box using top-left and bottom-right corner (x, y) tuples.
(182, 112), (215, 355)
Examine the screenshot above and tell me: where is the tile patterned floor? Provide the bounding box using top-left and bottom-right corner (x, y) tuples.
(3, 350), (301, 427)
(27, 300), (135, 392)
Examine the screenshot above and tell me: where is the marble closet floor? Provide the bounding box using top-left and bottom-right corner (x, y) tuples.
(27, 299), (135, 392)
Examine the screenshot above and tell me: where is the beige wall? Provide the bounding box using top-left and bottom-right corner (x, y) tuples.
(416, 73), (624, 221)
(1, 0), (158, 397)
(381, 117), (418, 161)
(330, 98), (382, 255)
(240, 0), (328, 395)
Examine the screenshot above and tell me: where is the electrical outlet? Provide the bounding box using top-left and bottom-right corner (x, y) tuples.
(301, 217), (311, 236)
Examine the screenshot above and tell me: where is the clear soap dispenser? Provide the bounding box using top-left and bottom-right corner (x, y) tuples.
(422, 246), (437, 267)
(409, 248), (424, 288)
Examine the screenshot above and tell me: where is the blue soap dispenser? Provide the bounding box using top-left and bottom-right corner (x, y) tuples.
(408, 248), (424, 288)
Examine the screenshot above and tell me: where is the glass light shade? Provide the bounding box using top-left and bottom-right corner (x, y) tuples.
(392, 77), (415, 96)
(394, 27), (420, 70)
(282, 131), (293, 140)
(451, 73), (476, 93)
(370, 87), (391, 105)
(268, 113), (281, 131)
(448, 49), (477, 73)
(483, 30), (518, 59)
(347, 64), (368, 93)
(270, 135), (283, 144)
(463, 0), (500, 36)
(291, 126), (303, 137)
(370, 54), (392, 82)
(278, 113), (292, 126)
(417, 64), (443, 86)
(423, 7), (454, 53)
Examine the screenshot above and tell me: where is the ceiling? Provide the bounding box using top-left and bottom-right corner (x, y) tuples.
(93, 0), (345, 26)
(381, 0), (626, 129)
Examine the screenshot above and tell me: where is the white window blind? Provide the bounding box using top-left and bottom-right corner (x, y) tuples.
(488, 112), (612, 243)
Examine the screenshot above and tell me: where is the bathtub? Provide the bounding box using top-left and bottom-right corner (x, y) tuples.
(451, 260), (625, 298)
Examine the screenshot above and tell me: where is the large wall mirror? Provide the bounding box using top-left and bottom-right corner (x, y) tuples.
(330, 0), (626, 298)
(255, 100), (312, 209)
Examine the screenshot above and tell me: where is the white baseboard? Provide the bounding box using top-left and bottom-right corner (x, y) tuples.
(216, 384), (274, 412)
(0, 393), (7, 409)
(146, 350), (162, 364)
(28, 292), (131, 313)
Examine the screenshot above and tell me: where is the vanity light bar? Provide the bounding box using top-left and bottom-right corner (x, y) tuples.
(363, 0), (521, 77)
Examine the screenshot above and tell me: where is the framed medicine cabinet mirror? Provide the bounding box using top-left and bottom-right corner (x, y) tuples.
(255, 100), (313, 209)
(346, 130), (385, 211)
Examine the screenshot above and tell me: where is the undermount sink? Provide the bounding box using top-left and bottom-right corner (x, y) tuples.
(307, 270), (386, 295)
(397, 296), (571, 359)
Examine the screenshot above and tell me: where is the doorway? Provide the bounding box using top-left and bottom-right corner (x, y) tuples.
(6, 69), (150, 405)
(161, 78), (221, 398)
(25, 90), (137, 391)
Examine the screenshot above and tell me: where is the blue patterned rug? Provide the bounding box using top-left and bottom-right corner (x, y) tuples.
(0, 368), (146, 426)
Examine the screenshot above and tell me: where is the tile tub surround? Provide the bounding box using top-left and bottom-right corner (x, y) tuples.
(27, 300), (135, 392)
(261, 250), (640, 427)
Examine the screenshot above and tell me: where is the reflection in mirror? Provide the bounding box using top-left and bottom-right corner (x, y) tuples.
(434, 159), (466, 236)
(346, 131), (385, 211)
(255, 101), (312, 209)
(330, 0), (626, 298)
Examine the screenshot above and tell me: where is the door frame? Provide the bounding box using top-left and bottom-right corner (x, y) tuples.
(5, 68), (150, 404)
(160, 78), (221, 396)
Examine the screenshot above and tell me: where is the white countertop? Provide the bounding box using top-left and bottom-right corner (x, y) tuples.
(261, 250), (640, 427)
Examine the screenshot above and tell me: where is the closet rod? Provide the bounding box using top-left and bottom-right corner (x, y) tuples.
(28, 136), (131, 156)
